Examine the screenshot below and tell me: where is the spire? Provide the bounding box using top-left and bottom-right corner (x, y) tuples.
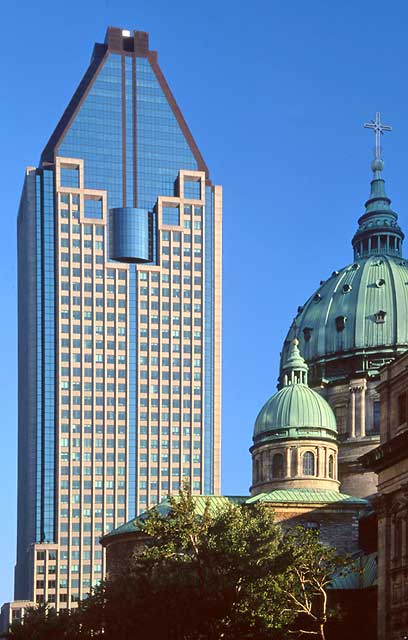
(352, 112), (404, 260)
(280, 338), (309, 387)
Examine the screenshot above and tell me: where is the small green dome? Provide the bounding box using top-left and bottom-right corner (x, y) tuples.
(254, 339), (337, 444)
(254, 383), (337, 443)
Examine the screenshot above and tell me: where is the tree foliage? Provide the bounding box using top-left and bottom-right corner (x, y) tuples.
(2, 489), (355, 640)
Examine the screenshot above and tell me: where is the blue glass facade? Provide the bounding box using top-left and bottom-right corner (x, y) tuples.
(135, 57), (197, 209)
(40, 170), (56, 543)
(58, 54), (123, 211)
(34, 170), (56, 542)
(109, 207), (149, 262)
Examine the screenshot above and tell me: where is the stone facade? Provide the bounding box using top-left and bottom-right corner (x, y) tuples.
(268, 502), (362, 555)
(251, 438), (339, 494)
(317, 377), (381, 498)
(102, 500), (363, 576)
(361, 351), (408, 640)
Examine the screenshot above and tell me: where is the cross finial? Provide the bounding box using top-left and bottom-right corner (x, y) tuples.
(364, 112), (392, 161)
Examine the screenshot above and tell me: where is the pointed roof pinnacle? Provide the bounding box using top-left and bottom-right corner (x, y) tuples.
(351, 112), (404, 260)
(281, 338), (309, 387)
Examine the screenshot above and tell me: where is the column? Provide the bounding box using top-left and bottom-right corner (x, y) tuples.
(349, 387), (356, 438)
(296, 449), (301, 476)
(360, 382), (366, 437)
(286, 447), (291, 478)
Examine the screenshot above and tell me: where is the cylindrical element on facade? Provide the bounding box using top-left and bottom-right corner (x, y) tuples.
(109, 207), (149, 263)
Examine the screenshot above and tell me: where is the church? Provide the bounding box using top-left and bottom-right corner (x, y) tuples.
(102, 114), (408, 638)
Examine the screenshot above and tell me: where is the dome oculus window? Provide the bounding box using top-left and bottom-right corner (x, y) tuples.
(335, 315), (347, 332)
(374, 310), (387, 323)
(313, 293), (322, 303)
(303, 327), (313, 342)
(342, 284), (352, 293)
(376, 278), (386, 288)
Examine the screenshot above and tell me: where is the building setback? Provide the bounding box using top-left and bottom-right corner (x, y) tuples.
(14, 26), (222, 609)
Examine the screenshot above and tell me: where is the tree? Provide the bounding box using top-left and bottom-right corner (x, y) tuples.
(100, 488), (293, 639)
(2, 491), (355, 640)
(279, 527), (353, 640)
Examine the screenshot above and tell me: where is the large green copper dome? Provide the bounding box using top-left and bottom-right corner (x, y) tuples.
(281, 157), (408, 384)
(254, 340), (337, 444)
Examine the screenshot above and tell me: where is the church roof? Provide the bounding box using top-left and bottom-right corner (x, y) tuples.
(282, 254), (408, 379)
(101, 495), (247, 541)
(254, 340), (337, 444)
(247, 488), (367, 505)
(330, 552), (377, 590)
(102, 490), (367, 543)
(281, 135), (408, 382)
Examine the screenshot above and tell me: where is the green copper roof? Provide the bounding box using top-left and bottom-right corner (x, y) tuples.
(103, 490), (367, 543)
(246, 489), (367, 505)
(330, 552), (377, 590)
(253, 384), (337, 442)
(101, 495), (248, 541)
(282, 254), (408, 378)
(254, 340), (336, 443)
(352, 158), (404, 261)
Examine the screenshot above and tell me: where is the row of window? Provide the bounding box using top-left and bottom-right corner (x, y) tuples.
(254, 451), (335, 482)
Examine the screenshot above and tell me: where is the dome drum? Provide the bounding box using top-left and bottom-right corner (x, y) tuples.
(250, 439), (339, 495)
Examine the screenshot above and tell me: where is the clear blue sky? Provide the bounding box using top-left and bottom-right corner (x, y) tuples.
(2, 0), (408, 605)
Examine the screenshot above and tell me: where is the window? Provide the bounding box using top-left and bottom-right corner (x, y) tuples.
(374, 310), (387, 323)
(162, 206), (179, 226)
(303, 327), (313, 342)
(328, 455), (334, 479)
(334, 405), (347, 435)
(302, 451), (315, 476)
(335, 315), (347, 332)
(254, 459), (260, 483)
(398, 392), (407, 426)
(272, 453), (284, 478)
(372, 400), (381, 433)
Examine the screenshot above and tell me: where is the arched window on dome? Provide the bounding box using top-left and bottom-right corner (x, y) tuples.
(272, 453), (284, 479)
(302, 451), (315, 476)
(328, 455), (334, 479)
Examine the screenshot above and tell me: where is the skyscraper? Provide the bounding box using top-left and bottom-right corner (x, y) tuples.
(15, 26), (221, 609)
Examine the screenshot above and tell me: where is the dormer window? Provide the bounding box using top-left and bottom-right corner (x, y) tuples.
(342, 284), (352, 293)
(313, 293), (322, 303)
(374, 310), (387, 323)
(335, 315), (347, 332)
(303, 327), (313, 342)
